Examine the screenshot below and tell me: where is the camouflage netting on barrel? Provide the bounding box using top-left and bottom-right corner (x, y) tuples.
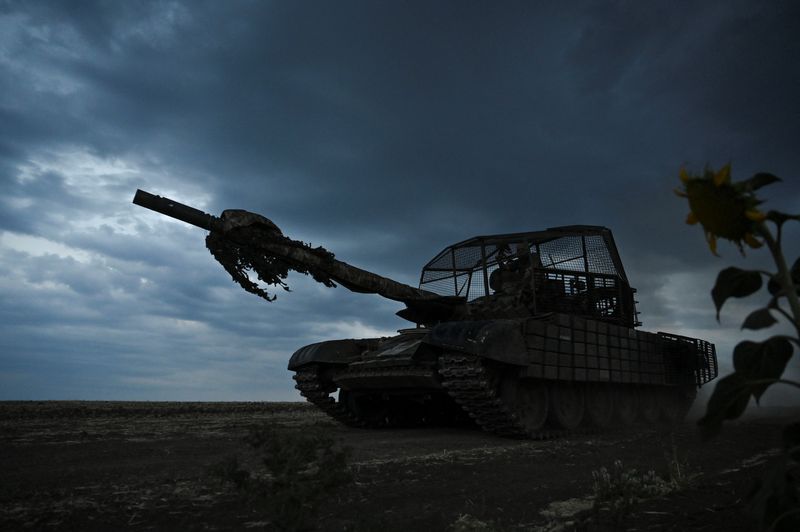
(206, 209), (337, 302)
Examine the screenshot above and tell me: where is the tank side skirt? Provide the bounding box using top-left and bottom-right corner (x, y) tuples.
(521, 313), (718, 388)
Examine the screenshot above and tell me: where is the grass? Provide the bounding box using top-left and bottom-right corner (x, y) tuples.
(209, 423), (352, 532)
(448, 513), (500, 532)
(591, 435), (699, 524)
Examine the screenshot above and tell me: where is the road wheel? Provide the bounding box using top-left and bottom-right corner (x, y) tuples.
(500, 375), (548, 434)
(613, 386), (637, 427)
(547, 381), (585, 430)
(584, 383), (614, 428)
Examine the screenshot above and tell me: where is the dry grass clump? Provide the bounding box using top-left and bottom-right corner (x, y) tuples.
(209, 424), (352, 531)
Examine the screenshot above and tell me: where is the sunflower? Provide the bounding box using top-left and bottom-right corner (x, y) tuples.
(675, 164), (765, 255)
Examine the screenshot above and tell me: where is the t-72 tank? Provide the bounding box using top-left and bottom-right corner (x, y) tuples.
(133, 189), (718, 438)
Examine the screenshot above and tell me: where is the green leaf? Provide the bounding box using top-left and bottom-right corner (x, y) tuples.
(741, 308), (778, 330)
(711, 267), (763, 320)
(732, 337), (794, 402)
(743, 172), (781, 191)
(698, 372), (751, 439)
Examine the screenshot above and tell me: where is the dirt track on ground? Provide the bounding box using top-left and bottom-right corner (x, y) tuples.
(0, 401), (794, 531)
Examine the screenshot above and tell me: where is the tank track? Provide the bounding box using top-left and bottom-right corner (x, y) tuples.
(438, 353), (595, 440)
(292, 364), (365, 427)
(296, 357), (690, 438)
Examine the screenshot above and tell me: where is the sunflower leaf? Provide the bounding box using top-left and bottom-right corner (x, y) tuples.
(741, 308), (778, 330)
(698, 372), (751, 439)
(743, 172), (780, 192)
(732, 337), (793, 403)
(711, 267), (763, 320)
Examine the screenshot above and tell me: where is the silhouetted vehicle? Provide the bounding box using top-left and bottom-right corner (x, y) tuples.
(133, 189), (718, 438)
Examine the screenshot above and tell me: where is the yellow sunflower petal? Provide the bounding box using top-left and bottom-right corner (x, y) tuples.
(706, 233), (719, 256)
(674, 188), (688, 198)
(744, 232), (763, 249)
(679, 167), (690, 184)
(745, 209), (767, 222)
(685, 212), (698, 225)
(713, 164), (731, 187)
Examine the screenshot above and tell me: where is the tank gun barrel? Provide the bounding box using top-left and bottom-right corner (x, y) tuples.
(133, 189), (220, 232)
(132, 189), (458, 323)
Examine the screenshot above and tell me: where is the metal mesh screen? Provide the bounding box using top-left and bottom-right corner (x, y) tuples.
(422, 234), (619, 297)
(421, 249), (488, 300)
(537, 236), (584, 271)
(584, 235), (617, 275)
(424, 249), (454, 273)
(535, 236), (617, 275)
(425, 245), (487, 272)
(658, 332), (719, 385)
(469, 268), (488, 301)
(420, 273), (471, 296)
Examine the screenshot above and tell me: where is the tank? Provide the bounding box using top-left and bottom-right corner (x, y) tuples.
(133, 189), (718, 438)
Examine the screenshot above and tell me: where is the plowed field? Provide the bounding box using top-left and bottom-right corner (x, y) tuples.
(0, 401), (794, 531)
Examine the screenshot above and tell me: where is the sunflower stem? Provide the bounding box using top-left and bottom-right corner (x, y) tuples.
(756, 222), (800, 335)
(774, 307), (798, 331)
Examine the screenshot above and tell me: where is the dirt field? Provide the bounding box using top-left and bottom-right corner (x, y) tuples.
(0, 401), (794, 531)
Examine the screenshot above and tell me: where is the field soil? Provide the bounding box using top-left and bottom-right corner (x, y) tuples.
(0, 401), (795, 531)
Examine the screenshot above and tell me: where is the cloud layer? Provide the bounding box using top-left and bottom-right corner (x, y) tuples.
(1, 1), (798, 402)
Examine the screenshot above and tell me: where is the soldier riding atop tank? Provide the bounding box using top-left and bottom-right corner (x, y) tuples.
(489, 245), (536, 295)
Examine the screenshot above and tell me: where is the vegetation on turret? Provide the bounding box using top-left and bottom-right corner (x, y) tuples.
(206, 210), (338, 302)
(205, 208), (441, 309)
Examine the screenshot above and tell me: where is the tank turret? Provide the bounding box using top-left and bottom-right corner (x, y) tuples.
(134, 189), (718, 438)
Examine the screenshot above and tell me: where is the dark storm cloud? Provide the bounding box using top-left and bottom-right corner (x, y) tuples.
(1, 0), (798, 400)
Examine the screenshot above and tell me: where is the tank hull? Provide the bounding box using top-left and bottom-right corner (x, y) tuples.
(289, 313), (716, 438)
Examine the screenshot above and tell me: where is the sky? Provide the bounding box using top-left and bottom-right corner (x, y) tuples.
(1, 0), (798, 405)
